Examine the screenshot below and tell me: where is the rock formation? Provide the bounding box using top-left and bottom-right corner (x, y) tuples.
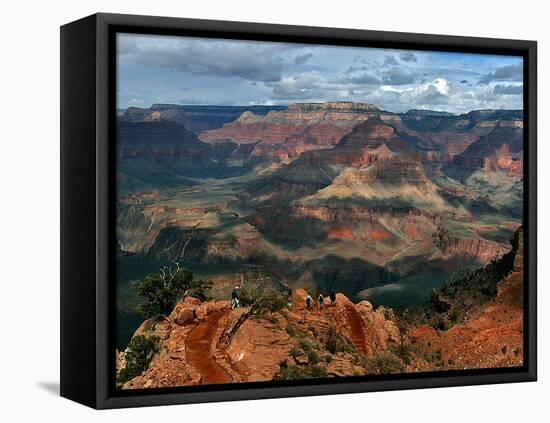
(118, 291), (401, 388)
(199, 102), (392, 160)
(115, 101), (524, 358)
(405, 227), (524, 371)
(119, 103), (285, 134)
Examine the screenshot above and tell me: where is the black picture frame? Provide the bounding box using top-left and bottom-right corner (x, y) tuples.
(60, 12), (537, 409)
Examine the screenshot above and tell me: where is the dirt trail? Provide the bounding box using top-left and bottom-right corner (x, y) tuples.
(186, 310), (232, 385)
(344, 305), (367, 353)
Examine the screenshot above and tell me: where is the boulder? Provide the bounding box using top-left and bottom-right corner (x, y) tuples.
(154, 320), (172, 340)
(184, 296), (201, 306)
(226, 318), (290, 382)
(196, 300), (231, 321)
(356, 300), (374, 314)
(169, 302), (197, 326)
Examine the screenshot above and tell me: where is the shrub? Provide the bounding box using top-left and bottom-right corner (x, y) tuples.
(290, 347), (303, 359)
(324, 354), (332, 363)
(362, 351), (404, 375)
(275, 365), (305, 380)
(240, 287), (288, 315)
(275, 364), (327, 380)
(118, 335), (160, 384)
(307, 350), (320, 365)
(285, 324), (297, 337)
(307, 365), (328, 378)
(299, 339), (314, 352)
(339, 338), (357, 354)
(132, 263), (212, 319)
(326, 326), (338, 354)
(309, 325), (318, 337)
(225, 287), (288, 341)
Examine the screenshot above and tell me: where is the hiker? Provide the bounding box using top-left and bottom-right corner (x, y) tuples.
(231, 286), (240, 310)
(318, 293), (325, 310)
(305, 293), (313, 310)
(329, 289), (336, 306)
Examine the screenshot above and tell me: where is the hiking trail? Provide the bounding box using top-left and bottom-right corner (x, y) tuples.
(344, 305), (367, 353)
(185, 310), (232, 385)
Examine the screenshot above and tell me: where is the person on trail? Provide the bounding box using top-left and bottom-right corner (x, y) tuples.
(329, 289), (336, 306)
(318, 293), (325, 310)
(231, 286), (240, 310)
(305, 293), (313, 310)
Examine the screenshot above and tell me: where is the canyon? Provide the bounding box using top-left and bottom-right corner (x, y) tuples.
(117, 227), (524, 388)
(115, 100), (524, 381)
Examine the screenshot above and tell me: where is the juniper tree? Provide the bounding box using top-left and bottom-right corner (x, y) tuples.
(132, 262), (212, 319)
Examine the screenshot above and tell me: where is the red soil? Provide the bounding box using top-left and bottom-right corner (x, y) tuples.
(186, 311), (232, 385)
(344, 305), (367, 354)
(328, 226), (355, 240)
(370, 228), (392, 241)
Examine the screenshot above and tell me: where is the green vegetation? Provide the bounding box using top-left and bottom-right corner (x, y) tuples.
(275, 364), (328, 380)
(117, 335), (160, 384)
(290, 347), (303, 359)
(132, 262), (212, 319)
(326, 326), (338, 354)
(307, 350), (321, 365)
(325, 325), (357, 355)
(226, 286), (288, 341)
(299, 338), (315, 352)
(441, 229), (519, 299)
(285, 324), (297, 337)
(308, 325), (318, 337)
(239, 286), (288, 315)
(362, 351), (405, 374)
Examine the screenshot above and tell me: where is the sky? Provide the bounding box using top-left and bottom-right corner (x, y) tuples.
(117, 33), (523, 114)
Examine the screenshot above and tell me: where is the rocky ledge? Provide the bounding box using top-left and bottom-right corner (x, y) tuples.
(117, 291), (401, 389)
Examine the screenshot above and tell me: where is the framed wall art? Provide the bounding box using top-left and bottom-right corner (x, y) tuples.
(61, 13), (537, 408)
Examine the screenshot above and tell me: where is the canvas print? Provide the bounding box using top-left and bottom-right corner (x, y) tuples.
(115, 33), (525, 390)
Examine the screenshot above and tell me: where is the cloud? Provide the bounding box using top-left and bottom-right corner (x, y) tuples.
(265, 71), (378, 102)
(127, 98), (144, 106)
(493, 84), (523, 95)
(117, 34), (524, 112)
(381, 67), (418, 85)
(294, 53), (314, 65)
(117, 37), (139, 55)
(121, 36), (287, 82)
(399, 52), (417, 62)
(383, 56), (399, 67)
(479, 62), (523, 84)
(266, 72), (327, 100)
(346, 74), (381, 85)
(347, 66), (369, 72)
(369, 76), (523, 113)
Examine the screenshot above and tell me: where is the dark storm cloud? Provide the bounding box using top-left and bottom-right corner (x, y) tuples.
(294, 53), (314, 65)
(493, 84), (523, 95)
(124, 39), (287, 83)
(460, 80), (468, 84)
(381, 67), (418, 85)
(399, 52), (417, 62)
(478, 62), (523, 84)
